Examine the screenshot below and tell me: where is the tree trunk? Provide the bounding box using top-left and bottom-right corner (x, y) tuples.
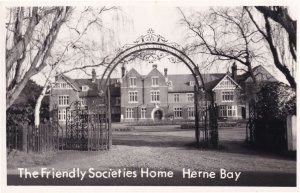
(6, 75), (30, 109)
(34, 83), (48, 127)
(6, 7), (70, 110)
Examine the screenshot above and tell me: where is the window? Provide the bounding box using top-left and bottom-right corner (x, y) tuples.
(187, 93), (194, 102)
(126, 108), (133, 119)
(58, 109), (71, 121)
(151, 90), (160, 102)
(82, 85), (89, 91)
(141, 108), (146, 119)
(174, 94), (179, 102)
(167, 81), (173, 89)
(129, 77), (136, 87)
(58, 95), (69, 106)
(58, 109), (66, 121)
(222, 91), (234, 102)
(151, 77), (159, 86)
(54, 82), (72, 89)
(219, 106), (226, 117)
(188, 107), (195, 117)
(189, 81), (196, 86)
(189, 81), (201, 87)
(174, 107), (182, 118)
(128, 91), (138, 102)
(219, 105), (237, 117)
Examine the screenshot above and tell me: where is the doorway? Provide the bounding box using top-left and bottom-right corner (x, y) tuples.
(154, 110), (163, 121)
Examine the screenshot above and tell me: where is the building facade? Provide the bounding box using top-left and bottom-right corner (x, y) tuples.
(49, 63), (277, 123)
(120, 64), (169, 122)
(49, 69), (121, 125)
(120, 63), (277, 122)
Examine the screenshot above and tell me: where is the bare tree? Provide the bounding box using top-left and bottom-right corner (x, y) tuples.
(179, 7), (267, 84)
(6, 7), (72, 109)
(255, 6), (296, 61)
(31, 6), (123, 126)
(245, 6), (296, 89)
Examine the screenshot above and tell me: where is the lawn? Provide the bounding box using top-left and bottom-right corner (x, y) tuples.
(7, 124), (296, 186)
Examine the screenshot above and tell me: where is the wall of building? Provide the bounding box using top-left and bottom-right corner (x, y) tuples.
(120, 67), (169, 121)
(167, 92), (195, 119)
(213, 89), (244, 119)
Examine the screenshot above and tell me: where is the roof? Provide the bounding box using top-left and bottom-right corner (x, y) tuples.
(57, 74), (120, 97)
(236, 65), (277, 83)
(236, 66), (261, 84)
(211, 74), (242, 91)
(167, 73), (226, 92)
(56, 64), (277, 95)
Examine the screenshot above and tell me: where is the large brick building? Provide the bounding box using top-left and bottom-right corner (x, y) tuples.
(120, 63), (277, 122)
(49, 63), (277, 124)
(49, 69), (121, 124)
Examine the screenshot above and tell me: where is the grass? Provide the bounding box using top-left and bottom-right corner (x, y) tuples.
(7, 125), (296, 177)
(7, 149), (56, 169)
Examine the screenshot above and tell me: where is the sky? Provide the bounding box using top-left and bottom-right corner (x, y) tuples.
(28, 1), (298, 85)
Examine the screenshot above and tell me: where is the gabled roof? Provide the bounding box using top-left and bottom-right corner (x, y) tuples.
(211, 74), (242, 91)
(236, 65), (277, 83)
(126, 68), (141, 77)
(55, 74), (119, 97)
(145, 67), (165, 78)
(56, 74), (79, 91)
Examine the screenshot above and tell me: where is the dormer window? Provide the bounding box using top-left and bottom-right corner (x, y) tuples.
(189, 80), (202, 87)
(189, 81), (196, 86)
(82, 85), (89, 91)
(167, 81), (173, 89)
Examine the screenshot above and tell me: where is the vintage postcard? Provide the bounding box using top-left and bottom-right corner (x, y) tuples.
(1, 0), (298, 192)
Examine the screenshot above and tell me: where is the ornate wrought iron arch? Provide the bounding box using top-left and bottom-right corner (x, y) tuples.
(97, 29), (211, 147)
(98, 29), (205, 93)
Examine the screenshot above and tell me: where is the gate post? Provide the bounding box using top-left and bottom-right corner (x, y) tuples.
(107, 83), (112, 149)
(194, 85), (200, 147)
(23, 123), (28, 153)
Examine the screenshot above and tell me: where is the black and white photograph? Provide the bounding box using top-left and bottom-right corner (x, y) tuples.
(2, 0), (298, 192)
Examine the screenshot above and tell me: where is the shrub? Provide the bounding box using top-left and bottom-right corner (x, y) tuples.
(256, 82), (296, 121)
(253, 82), (296, 151)
(6, 80), (49, 126)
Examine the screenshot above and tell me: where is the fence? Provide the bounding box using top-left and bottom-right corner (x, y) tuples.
(7, 123), (60, 153)
(7, 124), (23, 151)
(7, 115), (108, 152)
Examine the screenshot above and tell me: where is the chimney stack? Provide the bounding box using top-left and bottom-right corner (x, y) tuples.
(164, 68), (168, 82)
(55, 72), (59, 81)
(121, 66), (126, 78)
(164, 68), (168, 77)
(231, 62), (237, 81)
(152, 64), (157, 69)
(92, 69), (96, 82)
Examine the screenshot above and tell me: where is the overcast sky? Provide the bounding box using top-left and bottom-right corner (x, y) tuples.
(28, 1), (298, 85)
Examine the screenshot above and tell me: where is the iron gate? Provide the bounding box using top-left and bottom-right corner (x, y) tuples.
(61, 95), (110, 151)
(65, 104), (89, 150)
(87, 103), (109, 151)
